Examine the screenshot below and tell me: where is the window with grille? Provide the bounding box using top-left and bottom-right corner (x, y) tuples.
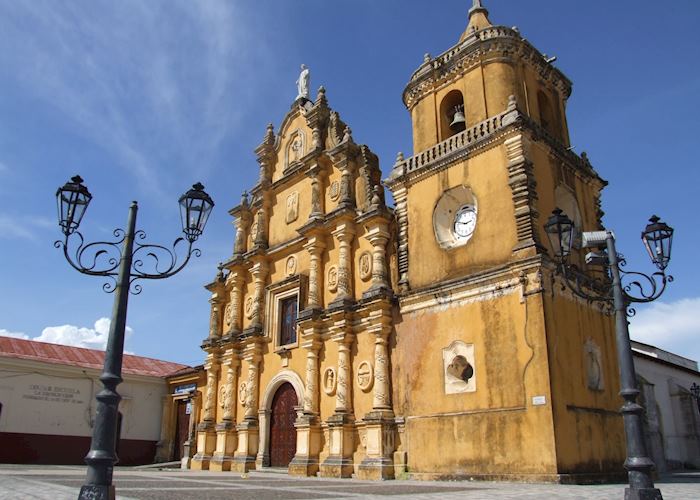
(279, 296), (298, 346)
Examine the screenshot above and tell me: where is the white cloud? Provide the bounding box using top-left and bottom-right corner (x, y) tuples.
(0, 214), (54, 240)
(0, 329), (29, 340)
(629, 297), (700, 363)
(1, 318), (133, 351)
(0, 0), (253, 200)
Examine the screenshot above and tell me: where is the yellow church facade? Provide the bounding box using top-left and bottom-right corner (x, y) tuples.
(189, 1), (626, 481)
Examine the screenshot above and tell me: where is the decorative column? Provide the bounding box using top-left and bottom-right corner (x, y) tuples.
(330, 222), (355, 307)
(320, 327), (355, 478)
(233, 351), (261, 473)
(232, 192), (251, 257)
(247, 261), (268, 333)
(290, 333), (322, 477)
(392, 185), (410, 292)
(307, 164), (325, 219)
(191, 360), (219, 470)
(225, 271), (244, 336)
(210, 353), (239, 471)
(504, 130), (542, 255)
(358, 323), (396, 480)
(364, 220), (391, 296)
(303, 237), (325, 310)
(208, 298), (223, 339)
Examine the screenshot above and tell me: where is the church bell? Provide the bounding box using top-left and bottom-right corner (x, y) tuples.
(450, 104), (466, 132)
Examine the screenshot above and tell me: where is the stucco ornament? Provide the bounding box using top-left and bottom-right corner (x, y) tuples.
(323, 367), (337, 395)
(296, 64), (310, 100)
(584, 339), (605, 391)
(442, 340), (476, 394)
(327, 265), (339, 292)
(238, 382), (247, 404)
(285, 255), (297, 277)
(357, 361), (374, 392)
(329, 180), (341, 202)
(359, 252), (372, 281)
(219, 386), (226, 409)
(224, 302), (233, 329)
(286, 191), (299, 223)
(244, 297), (254, 319)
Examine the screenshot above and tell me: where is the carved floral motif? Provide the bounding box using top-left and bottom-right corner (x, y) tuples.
(327, 265), (338, 293)
(357, 361), (373, 391)
(359, 252), (372, 281)
(286, 255), (297, 277)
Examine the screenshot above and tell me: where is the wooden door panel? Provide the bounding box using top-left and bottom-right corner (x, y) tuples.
(269, 383), (297, 467)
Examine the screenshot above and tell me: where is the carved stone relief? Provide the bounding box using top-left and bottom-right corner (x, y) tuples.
(219, 386), (226, 409)
(323, 367), (337, 395)
(287, 130), (305, 167)
(224, 302), (233, 329)
(245, 297), (254, 319)
(442, 340), (476, 394)
(329, 180), (341, 202)
(250, 220), (259, 244)
(584, 339), (605, 391)
(238, 382), (247, 404)
(286, 255), (297, 277)
(286, 191), (299, 224)
(327, 265), (338, 293)
(359, 252), (372, 281)
(357, 361), (374, 392)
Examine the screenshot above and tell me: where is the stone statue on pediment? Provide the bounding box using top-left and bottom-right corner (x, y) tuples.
(296, 64), (310, 100)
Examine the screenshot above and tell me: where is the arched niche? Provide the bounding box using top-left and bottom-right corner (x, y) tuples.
(439, 89), (466, 140)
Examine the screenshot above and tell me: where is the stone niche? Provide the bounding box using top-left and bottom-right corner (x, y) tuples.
(433, 185), (478, 250)
(442, 340), (476, 395)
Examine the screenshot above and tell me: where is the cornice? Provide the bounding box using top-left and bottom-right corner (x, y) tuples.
(384, 105), (605, 190)
(403, 25), (572, 111)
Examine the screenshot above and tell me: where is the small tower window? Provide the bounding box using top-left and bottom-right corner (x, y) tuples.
(440, 90), (466, 140)
(537, 90), (557, 137)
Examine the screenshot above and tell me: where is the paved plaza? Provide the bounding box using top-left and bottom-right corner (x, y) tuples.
(0, 465), (699, 500)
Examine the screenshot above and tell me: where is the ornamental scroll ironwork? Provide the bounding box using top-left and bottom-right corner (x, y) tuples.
(55, 228), (202, 295)
(555, 254), (673, 318)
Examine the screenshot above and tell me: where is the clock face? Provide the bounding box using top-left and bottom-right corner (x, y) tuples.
(454, 205), (477, 239)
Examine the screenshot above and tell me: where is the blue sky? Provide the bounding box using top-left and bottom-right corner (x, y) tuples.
(1, 0), (699, 366)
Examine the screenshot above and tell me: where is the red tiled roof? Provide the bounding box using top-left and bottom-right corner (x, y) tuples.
(0, 337), (190, 378)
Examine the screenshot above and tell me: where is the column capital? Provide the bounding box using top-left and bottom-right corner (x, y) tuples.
(332, 222), (356, 241)
(303, 237), (327, 253)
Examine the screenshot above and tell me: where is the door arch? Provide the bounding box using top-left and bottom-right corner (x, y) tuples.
(269, 382), (298, 467)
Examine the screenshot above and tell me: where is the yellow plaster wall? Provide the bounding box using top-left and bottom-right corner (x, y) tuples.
(542, 292), (626, 472)
(392, 291), (558, 474)
(268, 178), (312, 247)
(406, 146), (517, 290)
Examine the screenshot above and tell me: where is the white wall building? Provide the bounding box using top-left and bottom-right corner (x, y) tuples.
(0, 337), (187, 465)
(632, 341), (700, 471)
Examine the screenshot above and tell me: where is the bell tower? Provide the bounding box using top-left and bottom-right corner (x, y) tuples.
(386, 0), (626, 481)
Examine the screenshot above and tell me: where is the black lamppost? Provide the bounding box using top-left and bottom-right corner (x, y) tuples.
(691, 383), (700, 415)
(544, 209), (674, 500)
(55, 175), (214, 500)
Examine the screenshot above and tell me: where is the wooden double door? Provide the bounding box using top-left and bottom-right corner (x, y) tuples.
(269, 382), (298, 467)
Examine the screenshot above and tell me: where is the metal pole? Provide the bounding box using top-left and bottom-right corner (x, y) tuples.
(79, 201), (138, 500)
(606, 231), (662, 500)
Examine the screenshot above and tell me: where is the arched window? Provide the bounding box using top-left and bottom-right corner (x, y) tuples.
(439, 90), (466, 140)
(537, 90), (557, 137)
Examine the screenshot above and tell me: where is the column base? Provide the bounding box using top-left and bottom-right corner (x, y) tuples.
(319, 413), (354, 478)
(357, 410), (395, 480)
(624, 488), (663, 500)
(210, 422), (237, 472)
(290, 414), (321, 477)
(357, 456), (395, 480)
(319, 456), (354, 478)
(232, 419), (259, 473)
(191, 423), (217, 470)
